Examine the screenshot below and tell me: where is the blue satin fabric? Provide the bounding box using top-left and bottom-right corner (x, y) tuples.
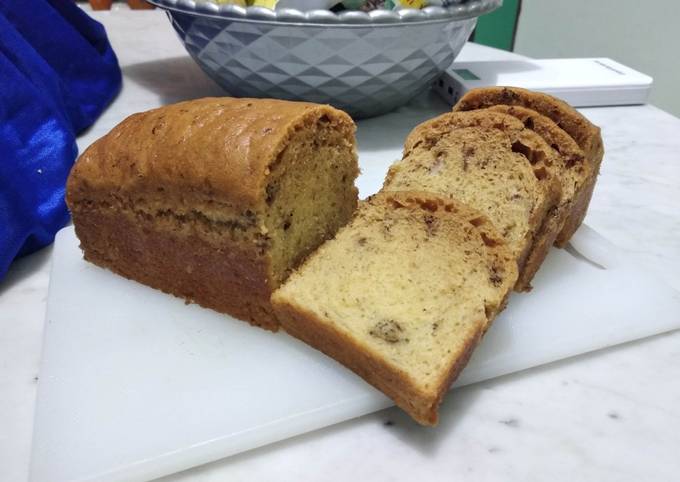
(0, 0), (121, 280)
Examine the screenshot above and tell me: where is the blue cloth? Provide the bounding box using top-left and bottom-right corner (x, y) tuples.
(0, 0), (121, 280)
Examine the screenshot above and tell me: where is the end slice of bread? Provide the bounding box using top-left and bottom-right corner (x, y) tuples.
(272, 191), (518, 425)
(384, 110), (562, 291)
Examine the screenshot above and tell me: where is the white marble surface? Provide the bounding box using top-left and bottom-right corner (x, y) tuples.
(1, 8), (679, 482)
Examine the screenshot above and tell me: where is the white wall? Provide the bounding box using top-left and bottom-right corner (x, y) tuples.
(513, 0), (680, 117)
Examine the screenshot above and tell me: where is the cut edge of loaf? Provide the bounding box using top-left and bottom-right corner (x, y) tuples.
(273, 191), (518, 425)
(260, 109), (360, 287)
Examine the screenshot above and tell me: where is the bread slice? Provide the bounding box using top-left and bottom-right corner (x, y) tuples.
(484, 104), (591, 246)
(454, 87), (604, 244)
(383, 110), (562, 291)
(272, 191), (518, 425)
(67, 97), (359, 330)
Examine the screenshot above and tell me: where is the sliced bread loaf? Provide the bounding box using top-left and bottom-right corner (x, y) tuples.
(454, 87), (604, 244)
(383, 110), (562, 291)
(272, 191), (518, 425)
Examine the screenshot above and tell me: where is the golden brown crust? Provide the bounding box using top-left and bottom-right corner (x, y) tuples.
(71, 206), (279, 330)
(402, 108), (524, 154)
(67, 97), (355, 211)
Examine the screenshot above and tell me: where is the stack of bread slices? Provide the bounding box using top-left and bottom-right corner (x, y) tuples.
(67, 87), (603, 426)
(272, 87), (603, 425)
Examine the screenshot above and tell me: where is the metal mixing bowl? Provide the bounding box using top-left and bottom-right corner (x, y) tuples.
(149, 0), (500, 118)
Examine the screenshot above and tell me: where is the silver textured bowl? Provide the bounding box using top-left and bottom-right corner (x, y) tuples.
(149, 0), (501, 118)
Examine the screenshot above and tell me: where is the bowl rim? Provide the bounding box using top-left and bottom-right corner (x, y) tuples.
(148, 0), (501, 26)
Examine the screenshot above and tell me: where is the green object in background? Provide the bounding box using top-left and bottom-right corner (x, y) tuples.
(453, 68), (480, 81)
(472, 0), (521, 51)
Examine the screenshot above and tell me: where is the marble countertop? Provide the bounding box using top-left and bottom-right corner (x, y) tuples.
(1, 8), (679, 482)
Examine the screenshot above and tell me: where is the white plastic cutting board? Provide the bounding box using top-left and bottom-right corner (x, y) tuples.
(30, 97), (680, 482)
(31, 224), (680, 482)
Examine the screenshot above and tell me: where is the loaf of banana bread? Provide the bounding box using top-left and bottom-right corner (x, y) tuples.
(66, 97), (359, 330)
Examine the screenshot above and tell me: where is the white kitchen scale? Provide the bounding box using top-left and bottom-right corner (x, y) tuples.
(435, 57), (653, 107)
